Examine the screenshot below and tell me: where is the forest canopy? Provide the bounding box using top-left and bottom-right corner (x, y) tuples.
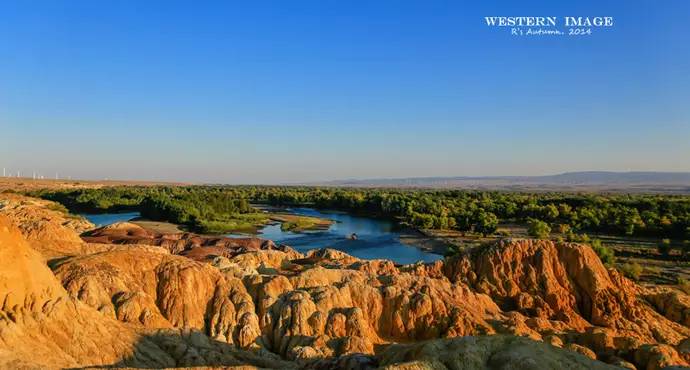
(32, 186), (690, 242)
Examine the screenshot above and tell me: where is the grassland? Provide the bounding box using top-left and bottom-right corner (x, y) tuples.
(270, 213), (333, 232)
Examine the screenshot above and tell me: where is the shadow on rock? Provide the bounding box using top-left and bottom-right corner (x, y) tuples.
(70, 329), (296, 369)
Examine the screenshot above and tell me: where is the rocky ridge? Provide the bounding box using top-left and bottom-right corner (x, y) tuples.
(0, 194), (689, 369)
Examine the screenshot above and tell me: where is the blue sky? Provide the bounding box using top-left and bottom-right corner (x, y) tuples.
(1, 1), (689, 183)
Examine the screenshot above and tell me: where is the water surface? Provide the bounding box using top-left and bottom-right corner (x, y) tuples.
(81, 212), (140, 227)
(236, 207), (442, 265)
(79, 208), (442, 265)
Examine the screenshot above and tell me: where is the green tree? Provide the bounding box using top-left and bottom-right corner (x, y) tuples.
(527, 219), (551, 239)
(543, 204), (560, 221)
(475, 211), (499, 235)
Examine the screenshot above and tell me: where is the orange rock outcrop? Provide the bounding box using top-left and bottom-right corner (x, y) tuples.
(1, 194), (688, 369)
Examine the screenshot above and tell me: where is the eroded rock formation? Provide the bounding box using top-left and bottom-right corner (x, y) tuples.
(82, 221), (298, 259)
(1, 194), (689, 369)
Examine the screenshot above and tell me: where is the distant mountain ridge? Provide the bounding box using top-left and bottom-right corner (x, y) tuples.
(312, 171), (690, 193)
(526, 171), (690, 184)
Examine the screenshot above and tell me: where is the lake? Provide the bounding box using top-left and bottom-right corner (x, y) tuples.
(234, 207), (443, 265)
(80, 208), (443, 264)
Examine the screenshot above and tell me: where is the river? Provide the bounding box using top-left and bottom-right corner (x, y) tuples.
(233, 207), (442, 264)
(81, 212), (141, 227)
(81, 208), (442, 264)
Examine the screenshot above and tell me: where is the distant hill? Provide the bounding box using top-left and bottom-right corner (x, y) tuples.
(311, 172), (690, 193)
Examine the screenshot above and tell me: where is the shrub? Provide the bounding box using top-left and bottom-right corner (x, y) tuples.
(591, 239), (616, 265)
(445, 244), (464, 257)
(619, 262), (643, 281)
(527, 219), (551, 239)
(566, 232), (591, 243)
(445, 242), (481, 257)
(657, 239), (672, 256)
(496, 229), (510, 237)
(195, 219), (253, 234)
(46, 202), (69, 214)
(557, 223), (572, 234)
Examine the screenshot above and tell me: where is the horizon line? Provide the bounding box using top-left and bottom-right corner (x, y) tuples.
(3, 170), (690, 187)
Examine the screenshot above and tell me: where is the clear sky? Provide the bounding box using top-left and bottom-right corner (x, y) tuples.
(1, 1), (689, 184)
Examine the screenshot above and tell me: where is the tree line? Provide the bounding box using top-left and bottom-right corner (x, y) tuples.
(34, 186), (257, 234)
(32, 186), (690, 250)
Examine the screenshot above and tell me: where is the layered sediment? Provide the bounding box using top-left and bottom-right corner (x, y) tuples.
(0, 194), (688, 369)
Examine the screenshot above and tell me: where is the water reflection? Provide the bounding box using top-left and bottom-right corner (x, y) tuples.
(81, 212), (140, 227)
(241, 207), (442, 265)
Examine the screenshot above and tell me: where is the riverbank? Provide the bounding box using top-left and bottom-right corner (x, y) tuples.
(81, 206), (444, 264)
(398, 229), (454, 255)
(130, 218), (184, 234)
(268, 213), (333, 232)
